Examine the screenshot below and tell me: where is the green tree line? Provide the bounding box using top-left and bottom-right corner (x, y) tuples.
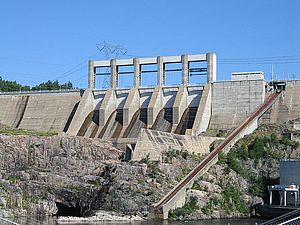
(0, 76), (74, 92)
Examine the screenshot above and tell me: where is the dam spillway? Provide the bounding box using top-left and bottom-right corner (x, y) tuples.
(66, 53), (217, 139)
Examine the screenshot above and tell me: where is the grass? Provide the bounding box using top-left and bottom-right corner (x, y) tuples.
(0, 126), (57, 137)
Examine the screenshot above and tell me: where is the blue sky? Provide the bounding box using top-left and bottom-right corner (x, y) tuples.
(0, 0), (299, 88)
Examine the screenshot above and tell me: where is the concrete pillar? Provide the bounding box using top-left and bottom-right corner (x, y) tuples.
(181, 55), (189, 86)
(111, 59), (117, 89)
(157, 56), (164, 86)
(88, 60), (95, 89)
(207, 53), (216, 83)
(280, 191), (283, 206)
(295, 191), (297, 206)
(134, 58), (141, 88)
(269, 191), (273, 205)
(284, 190), (287, 206)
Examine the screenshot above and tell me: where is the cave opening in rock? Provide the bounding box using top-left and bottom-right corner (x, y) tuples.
(56, 202), (82, 217)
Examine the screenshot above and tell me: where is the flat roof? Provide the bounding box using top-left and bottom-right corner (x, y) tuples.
(232, 71), (264, 75)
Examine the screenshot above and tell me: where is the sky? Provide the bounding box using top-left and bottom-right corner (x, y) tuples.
(0, 0), (299, 88)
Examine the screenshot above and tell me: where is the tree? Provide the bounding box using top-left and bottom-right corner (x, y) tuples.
(0, 77), (74, 92)
(31, 80), (74, 91)
(0, 77), (30, 92)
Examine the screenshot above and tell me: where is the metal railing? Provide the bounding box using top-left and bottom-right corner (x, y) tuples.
(0, 217), (20, 225)
(260, 209), (300, 225)
(153, 91), (281, 215)
(0, 88), (82, 95)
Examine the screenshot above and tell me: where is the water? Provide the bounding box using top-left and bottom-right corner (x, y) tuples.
(85, 219), (266, 225)
(13, 217), (266, 225)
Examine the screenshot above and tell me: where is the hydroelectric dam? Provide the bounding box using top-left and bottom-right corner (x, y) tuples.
(1, 52), (300, 218)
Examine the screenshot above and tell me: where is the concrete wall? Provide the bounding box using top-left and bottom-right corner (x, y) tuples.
(19, 92), (81, 132)
(0, 95), (28, 127)
(280, 159), (300, 186)
(0, 91), (81, 132)
(132, 128), (219, 161)
(262, 80), (300, 124)
(210, 80), (265, 129)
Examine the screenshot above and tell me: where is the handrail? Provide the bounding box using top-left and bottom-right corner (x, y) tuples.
(260, 209), (300, 225)
(0, 88), (82, 95)
(0, 217), (20, 225)
(154, 92), (281, 212)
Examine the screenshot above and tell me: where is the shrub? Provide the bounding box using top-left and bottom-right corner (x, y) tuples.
(168, 196), (199, 219)
(222, 185), (248, 214)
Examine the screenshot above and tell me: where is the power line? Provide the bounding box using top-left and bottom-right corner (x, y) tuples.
(218, 54), (300, 65)
(218, 61), (300, 65)
(218, 54), (300, 61)
(0, 56), (74, 67)
(51, 51), (101, 81)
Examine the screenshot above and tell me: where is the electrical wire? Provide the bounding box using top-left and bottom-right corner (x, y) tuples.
(0, 56), (74, 67)
(218, 54), (300, 64)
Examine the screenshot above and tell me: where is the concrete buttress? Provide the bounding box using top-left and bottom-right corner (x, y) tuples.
(99, 89), (117, 126)
(120, 88), (140, 136)
(66, 90), (94, 136)
(172, 86), (188, 132)
(147, 87), (164, 128)
(191, 84), (212, 135)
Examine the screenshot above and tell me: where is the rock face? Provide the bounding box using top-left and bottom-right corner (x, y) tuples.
(0, 133), (194, 219)
(0, 134), (122, 218)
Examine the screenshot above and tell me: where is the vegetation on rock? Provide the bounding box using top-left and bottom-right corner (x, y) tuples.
(169, 196), (199, 219)
(0, 125), (57, 136)
(184, 121), (300, 220)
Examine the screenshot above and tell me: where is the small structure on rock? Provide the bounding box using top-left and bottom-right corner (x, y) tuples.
(268, 159), (300, 207)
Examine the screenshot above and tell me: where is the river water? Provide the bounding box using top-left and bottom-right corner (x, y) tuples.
(14, 217), (266, 225)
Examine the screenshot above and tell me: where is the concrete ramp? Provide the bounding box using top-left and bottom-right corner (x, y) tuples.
(152, 92), (281, 219)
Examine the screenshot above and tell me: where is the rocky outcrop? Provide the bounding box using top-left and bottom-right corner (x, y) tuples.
(0, 133), (196, 220)
(170, 120), (300, 220)
(0, 134), (122, 218)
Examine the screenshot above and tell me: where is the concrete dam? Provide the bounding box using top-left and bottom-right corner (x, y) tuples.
(0, 53), (299, 144)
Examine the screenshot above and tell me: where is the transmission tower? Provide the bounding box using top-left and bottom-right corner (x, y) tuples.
(96, 42), (128, 88)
